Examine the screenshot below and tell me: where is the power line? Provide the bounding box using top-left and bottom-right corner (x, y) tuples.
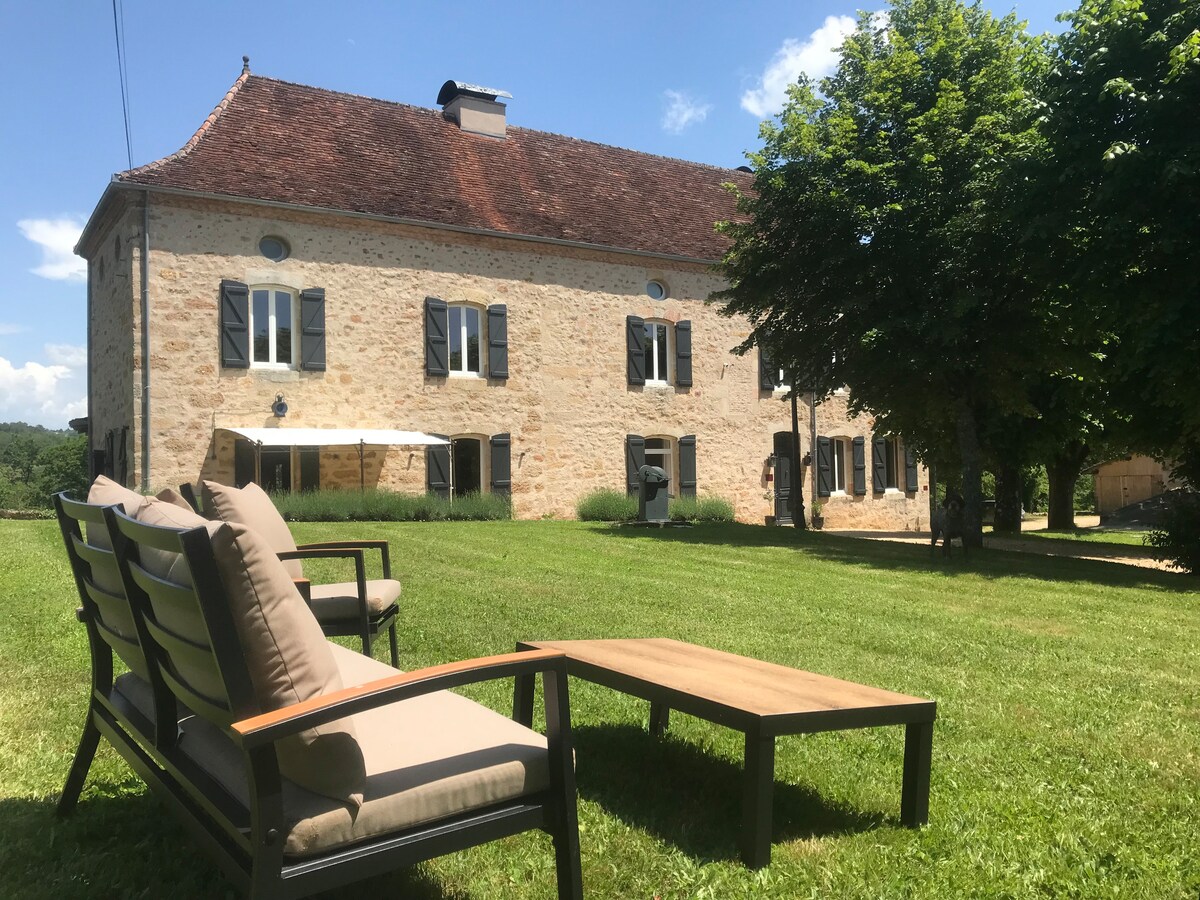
(111, 0), (133, 168)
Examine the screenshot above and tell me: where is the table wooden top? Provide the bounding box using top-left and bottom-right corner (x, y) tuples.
(519, 638), (935, 732)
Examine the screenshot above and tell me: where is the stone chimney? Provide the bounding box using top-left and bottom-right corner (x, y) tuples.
(437, 80), (512, 139)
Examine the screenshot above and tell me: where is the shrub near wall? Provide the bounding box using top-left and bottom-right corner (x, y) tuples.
(271, 489), (511, 522)
(575, 489), (734, 523)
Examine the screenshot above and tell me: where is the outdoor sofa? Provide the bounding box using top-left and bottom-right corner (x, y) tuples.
(53, 479), (583, 898)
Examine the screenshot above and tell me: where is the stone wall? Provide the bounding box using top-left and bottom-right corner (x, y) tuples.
(87, 192), (925, 527)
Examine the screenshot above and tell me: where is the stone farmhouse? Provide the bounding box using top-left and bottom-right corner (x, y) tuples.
(76, 61), (929, 528)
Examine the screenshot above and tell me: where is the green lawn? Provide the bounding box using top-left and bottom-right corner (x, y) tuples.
(2, 520), (1198, 899)
(1014, 528), (1153, 548)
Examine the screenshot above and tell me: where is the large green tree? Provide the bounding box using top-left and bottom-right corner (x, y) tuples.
(1037, 0), (1200, 483)
(716, 0), (1061, 543)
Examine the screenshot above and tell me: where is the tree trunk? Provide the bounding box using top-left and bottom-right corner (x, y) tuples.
(993, 464), (1023, 534)
(955, 403), (985, 548)
(1046, 442), (1089, 530)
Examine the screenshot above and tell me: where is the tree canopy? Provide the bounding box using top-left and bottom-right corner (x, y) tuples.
(715, 0), (1064, 540)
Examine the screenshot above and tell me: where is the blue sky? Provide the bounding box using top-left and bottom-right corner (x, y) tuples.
(1, 0), (1069, 428)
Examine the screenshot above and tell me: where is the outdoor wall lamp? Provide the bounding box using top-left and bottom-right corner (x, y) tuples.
(272, 394), (288, 418)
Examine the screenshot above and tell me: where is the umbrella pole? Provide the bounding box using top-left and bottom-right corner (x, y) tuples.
(358, 441), (365, 493)
(254, 441), (262, 486)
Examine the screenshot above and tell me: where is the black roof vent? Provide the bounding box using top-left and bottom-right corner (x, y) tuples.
(437, 80), (513, 107)
(736, 165), (753, 173)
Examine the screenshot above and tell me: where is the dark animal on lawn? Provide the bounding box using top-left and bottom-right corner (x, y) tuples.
(931, 493), (968, 559)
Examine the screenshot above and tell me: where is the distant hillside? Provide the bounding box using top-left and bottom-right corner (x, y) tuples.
(0, 422), (75, 453)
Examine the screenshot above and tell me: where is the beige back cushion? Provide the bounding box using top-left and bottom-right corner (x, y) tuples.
(200, 481), (302, 578)
(154, 487), (195, 511)
(134, 498), (364, 807)
(86, 475), (149, 557)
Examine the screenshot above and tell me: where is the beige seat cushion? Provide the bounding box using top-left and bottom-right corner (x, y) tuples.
(116, 644), (550, 859)
(307, 578), (402, 619)
(133, 498), (365, 808)
(200, 480), (303, 579)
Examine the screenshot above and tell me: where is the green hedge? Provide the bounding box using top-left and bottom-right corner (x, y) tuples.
(575, 489), (735, 523)
(271, 489), (511, 522)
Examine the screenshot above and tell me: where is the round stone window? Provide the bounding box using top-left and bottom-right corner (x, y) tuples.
(646, 280), (668, 301)
(259, 235), (290, 262)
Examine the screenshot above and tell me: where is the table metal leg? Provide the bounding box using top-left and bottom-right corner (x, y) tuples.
(650, 700), (670, 737)
(741, 729), (775, 868)
(900, 720), (933, 826)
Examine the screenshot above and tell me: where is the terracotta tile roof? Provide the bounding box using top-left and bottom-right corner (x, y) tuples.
(119, 75), (751, 261)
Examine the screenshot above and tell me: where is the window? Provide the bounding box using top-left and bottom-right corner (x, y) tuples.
(250, 287), (296, 367)
(259, 235), (290, 262)
(645, 437), (674, 494)
(451, 436), (483, 496)
(772, 368), (789, 391)
(884, 438), (899, 490)
(646, 279), (668, 301)
(234, 441), (319, 492)
(643, 320), (671, 384)
(831, 438), (847, 492)
(448, 304), (482, 376)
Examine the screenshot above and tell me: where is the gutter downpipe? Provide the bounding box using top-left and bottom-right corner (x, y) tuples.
(139, 192), (151, 492)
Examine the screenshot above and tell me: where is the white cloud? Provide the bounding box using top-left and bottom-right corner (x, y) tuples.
(0, 323), (25, 336)
(17, 217), (86, 282)
(661, 90), (712, 135)
(741, 15), (858, 118)
(45, 343), (87, 367)
(0, 357), (70, 411)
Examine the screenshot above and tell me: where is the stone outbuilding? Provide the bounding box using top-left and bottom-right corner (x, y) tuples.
(75, 62), (929, 527)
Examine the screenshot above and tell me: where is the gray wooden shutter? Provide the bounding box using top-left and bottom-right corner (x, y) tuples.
(425, 297), (449, 376)
(219, 280), (250, 369)
(905, 446), (919, 493)
(678, 434), (697, 496)
(626, 316), (646, 385)
(852, 436), (867, 495)
(872, 436), (887, 493)
(489, 433), (511, 495)
(817, 435), (832, 497)
(675, 321), (692, 387)
(426, 436), (451, 498)
(299, 287), (326, 371)
(487, 304), (509, 379)
(625, 434), (645, 494)
(759, 346), (775, 391)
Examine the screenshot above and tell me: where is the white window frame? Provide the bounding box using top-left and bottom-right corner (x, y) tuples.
(772, 368), (791, 393)
(884, 438), (901, 492)
(449, 433), (489, 496)
(644, 319), (672, 386)
(644, 436), (675, 496)
(831, 438), (848, 494)
(249, 285), (297, 369)
(447, 303), (485, 378)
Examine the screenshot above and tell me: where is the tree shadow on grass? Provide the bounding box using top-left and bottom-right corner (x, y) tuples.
(0, 786), (469, 900)
(573, 723), (884, 865)
(594, 523), (1196, 594)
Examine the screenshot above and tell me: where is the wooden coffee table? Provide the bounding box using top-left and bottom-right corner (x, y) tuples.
(513, 638), (936, 868)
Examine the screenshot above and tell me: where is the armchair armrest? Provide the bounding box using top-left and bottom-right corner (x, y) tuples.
(231, 648), (567, 749)
(295, 540), (391, 579)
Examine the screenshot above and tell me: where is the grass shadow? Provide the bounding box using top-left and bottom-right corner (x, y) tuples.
(594, 523), (1196, 593)
(0, 787), (469, 899)
(573, 723), (884, 864)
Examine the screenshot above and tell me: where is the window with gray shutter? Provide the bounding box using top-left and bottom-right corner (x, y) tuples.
(220, 280), (250, 368)
(759, 346), (776, 391)
(426, 436), (451, 498)
(490, 433), (511, 495)
(675, 321), (692, 387)
(678, 434), (697, 496)
(299, 446), (321, 491)
(425, 297), (449, 376)
(816, 436), (832, 497)
(905, 446), (919, 492)
(487, 304), (509, 379)
(852, 436), (867, 495)
(625, 434), (645, 494)
(626, 316), (646, 385)
(299, 287), (326, 371)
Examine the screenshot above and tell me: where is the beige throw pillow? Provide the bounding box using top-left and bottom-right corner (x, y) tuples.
(134, 497), (365, 808)
(200, 480), (303, 579)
